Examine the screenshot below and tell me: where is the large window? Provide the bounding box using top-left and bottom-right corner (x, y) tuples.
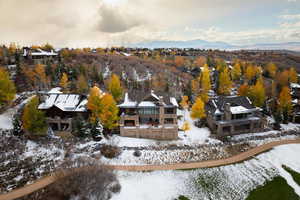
(140, 117), (159, 124)
(234, 124), (250, 131)
(215, 115), (222, 121)
(138, 108), (159, 115)
(164, 118), (174, 124)
(124, 120), (135, 126)
(233, 113), (248, 120)
(223, 126), (231, 133)
(165, 108), (175, 114)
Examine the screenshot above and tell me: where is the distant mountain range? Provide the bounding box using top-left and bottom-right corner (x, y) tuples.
(131, 39), (300, 51)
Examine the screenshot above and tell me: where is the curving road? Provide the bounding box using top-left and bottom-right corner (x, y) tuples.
(1, 138), (300, 200)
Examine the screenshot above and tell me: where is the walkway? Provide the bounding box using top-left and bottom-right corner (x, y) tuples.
(1, 138), (300, 200)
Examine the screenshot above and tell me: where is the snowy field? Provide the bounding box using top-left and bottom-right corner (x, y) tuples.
(104, 110), (217, 148)
(0, 94), (34, 130)
(111, 143), (300, 200)
(1, 99), (300, 167)
(1, 95), (300, 195)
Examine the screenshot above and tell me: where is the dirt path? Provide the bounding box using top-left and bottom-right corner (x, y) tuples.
(1, 138), (300, 200)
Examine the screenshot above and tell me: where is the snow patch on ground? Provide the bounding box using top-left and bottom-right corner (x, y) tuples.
(106, 110), (216, 148)
(178, 110), (215, 145)
(0, 95), (34, 130)
(0, 108), (14, 129)
(112, 144), (300, 200)
(22, 140), (65, 162)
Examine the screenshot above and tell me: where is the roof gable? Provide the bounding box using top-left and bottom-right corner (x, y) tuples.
(206, 96), (255, 114)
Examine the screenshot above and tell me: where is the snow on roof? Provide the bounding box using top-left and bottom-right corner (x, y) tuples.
(119, 92), (177, 108)
(170, 97), (178, 107)
(75, 99), (88, 112)
(38, 94), (58, 109)
(150, 90), (160, 100)
(291, 83), (300, 89)
(31, 48), (58, 56)
(212, 100), (217, 108)
(138, 101), (156, 107)
(118, 93), (137, 107)
(48, 87), (62, 94)
(215, 109), (222, 115)
(63, 95), (81, 110)
(230, 106), (252, 114)
(292, 99), (298, 104)
(38, 93), (86, 112)
(121, 52), (131, 57)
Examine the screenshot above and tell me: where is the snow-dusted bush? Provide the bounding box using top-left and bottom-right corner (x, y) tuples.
(51, 159), (121, 200)
(100, 144), (121, 159)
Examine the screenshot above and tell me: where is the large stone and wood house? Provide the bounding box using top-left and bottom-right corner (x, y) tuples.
(118, 91), (179, 140)
(206, 96), (264, 136)
(38, 88), (88, 132)
(38, 88), (179, 140)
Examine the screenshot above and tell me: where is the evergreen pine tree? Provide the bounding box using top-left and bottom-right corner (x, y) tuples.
(12, 114), (23, 136)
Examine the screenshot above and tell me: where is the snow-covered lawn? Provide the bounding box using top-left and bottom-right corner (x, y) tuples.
(111, 143), (300, 200)
(22, 140), (65, 162)
(0, 94), (34, 130)
(105, 109), (217, 148)
(0, 107), (14, 129)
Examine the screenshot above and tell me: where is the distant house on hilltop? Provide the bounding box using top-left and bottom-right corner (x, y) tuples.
(206, 96), (264, 136)
(38, 88), (88, 132)
(23, 47), (58, 64)
(118, 91), (179, 140)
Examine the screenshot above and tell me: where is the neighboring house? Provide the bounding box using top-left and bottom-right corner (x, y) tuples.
(206, 96), (264, 136)
(292, 99), (300, 123)
(38, 88), (88, 132)
(23, 47), (58, 64)
(118, 91), (179, 140)
(291, 83), (300, 99)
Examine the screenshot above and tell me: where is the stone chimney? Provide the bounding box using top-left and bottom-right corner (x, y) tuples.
(224, 103), (232, 121)
(159, 96), (164, 125)
(159, 96), (164, 105)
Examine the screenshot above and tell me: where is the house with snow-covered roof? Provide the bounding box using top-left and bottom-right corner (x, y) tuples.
(206, 96), (264, 136)
(290, 83), (300, 99)
(38, 88), (88, 132)
(118, 90), (179, 140)
(23, 47), (58, 64)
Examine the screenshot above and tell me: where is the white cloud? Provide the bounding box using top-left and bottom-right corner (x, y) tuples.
(279, 14), (300, 20)
(0, 0), (298, 47)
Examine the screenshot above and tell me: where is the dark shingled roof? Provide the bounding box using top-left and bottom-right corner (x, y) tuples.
(206, 96), (255, 114)
(125, 90), (176, 107)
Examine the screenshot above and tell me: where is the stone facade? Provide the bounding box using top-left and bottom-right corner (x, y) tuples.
(119, 92), (179, 140)
(206, 96), (264, 136)
(38, 90), (88, 133)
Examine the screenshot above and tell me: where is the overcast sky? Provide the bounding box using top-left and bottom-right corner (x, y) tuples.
(0, 0), (299, 47)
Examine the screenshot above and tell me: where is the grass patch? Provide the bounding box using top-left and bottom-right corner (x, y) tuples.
(283, 165), (300, 186)
(246, 176), (300, 200)
(175, 195), (190, 200)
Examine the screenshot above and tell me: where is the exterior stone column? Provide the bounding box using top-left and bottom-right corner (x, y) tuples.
(250, 121), (254, 131)
(230, 125), (234, 135)
(58, 122), (61, 131)
(159, 106), (164, 126)
(217, 125), (222, 135)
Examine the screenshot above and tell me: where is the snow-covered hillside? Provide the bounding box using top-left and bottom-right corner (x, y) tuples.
(112, 143), (300, 200)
